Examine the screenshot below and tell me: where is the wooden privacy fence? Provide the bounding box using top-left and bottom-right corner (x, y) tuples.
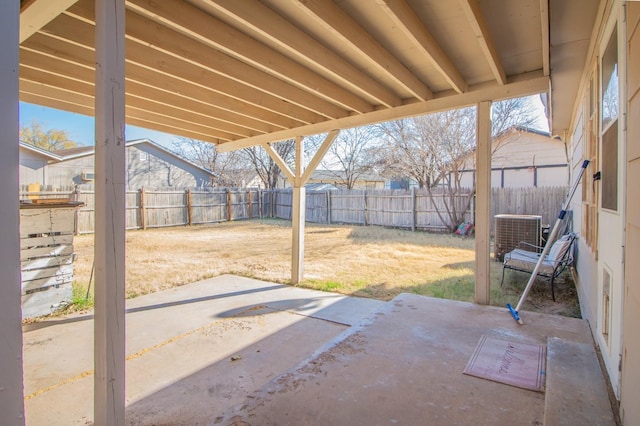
(263, 186), (569, 233)
(490, 186), (568, 232)
(20, 188), (263, 234)
(19, 186), (568, 235)
(263, 188), (474, 232)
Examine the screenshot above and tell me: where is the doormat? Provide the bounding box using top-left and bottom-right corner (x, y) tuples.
(463, 335), (546, 392)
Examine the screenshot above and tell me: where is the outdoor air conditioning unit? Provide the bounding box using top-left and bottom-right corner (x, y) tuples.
(494, 214), (542, 261)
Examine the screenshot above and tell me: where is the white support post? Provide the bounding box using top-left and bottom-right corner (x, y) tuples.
(292, 136), (305, 284)
(94, 0), (126, 425)
(265, 132), (339, 284)
(475, 101), (492, 305)
(0, 2), (25, 424)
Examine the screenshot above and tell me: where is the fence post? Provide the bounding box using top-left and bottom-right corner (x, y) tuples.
(326, 190), (332, 224)
(363, 189), (367, 226)
(186, 189), (192, 226)
(247, 189), (252, 219)
(258, 189), (263, 219)
(73, 186), (80, 235)
(271, 190), (275, 218)
(410, 187), (416, 232)
(226, 188), (232, 221)
(140, 187), (146, 230)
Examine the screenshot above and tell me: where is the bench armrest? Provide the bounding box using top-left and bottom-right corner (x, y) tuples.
(515, 241), (543, 251)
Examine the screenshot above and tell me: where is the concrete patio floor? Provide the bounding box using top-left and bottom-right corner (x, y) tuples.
(22, 275), (616, 425)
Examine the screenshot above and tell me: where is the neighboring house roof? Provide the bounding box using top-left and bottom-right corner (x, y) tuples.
(310, 169), (385, 182)
(493, 125), (552, 140)
(457, 125), (566, 168)
(51, 145), (95, 159)
(19, 141), (62, 161)
(305, 183), (338, 191)
(52, 138), (218, 178)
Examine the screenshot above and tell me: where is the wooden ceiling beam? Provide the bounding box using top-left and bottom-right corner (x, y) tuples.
(540, 0), (550, 76)
(19, 77), (241, 141)
(204, 0), (402, 108)
(458, 0), (506, 85)
(292, 0), (432, 101)
(126, 0), (374, 114)
(20, 84), (223, 143)
(65, 4), (347, 121)
(217, 72), (549, 152)
(376, 0), (469, 94)
(20, 48), (264, 139)
(40, 13), (325, 125)
(20, 0), (78, 43)
(23, 33), (298, 131)
(20, 91), (94, 117)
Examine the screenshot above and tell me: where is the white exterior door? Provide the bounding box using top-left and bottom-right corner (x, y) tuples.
(621, 2), (640, 424)
(596, 16), (625, 396)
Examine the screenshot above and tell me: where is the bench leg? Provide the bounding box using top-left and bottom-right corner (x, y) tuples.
(500, 266), (506, 287)
(550, 276), (556, 302)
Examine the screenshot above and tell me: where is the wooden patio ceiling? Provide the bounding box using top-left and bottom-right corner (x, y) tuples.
(19, 0), (586, 151)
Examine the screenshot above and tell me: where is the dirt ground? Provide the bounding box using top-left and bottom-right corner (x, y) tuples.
(70, 219), (581, 318)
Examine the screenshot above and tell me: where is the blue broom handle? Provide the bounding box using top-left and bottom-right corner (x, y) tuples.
(513, 160), (589, 313)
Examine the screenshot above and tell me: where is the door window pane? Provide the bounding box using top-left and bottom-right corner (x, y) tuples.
(601, 124), (618, 210)
(602, 25), (618, 129)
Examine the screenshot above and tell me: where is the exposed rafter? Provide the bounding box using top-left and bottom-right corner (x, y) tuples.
(218, 73), (549, 152)
(458, 0), (506, 85)
(292, 0), (432, 101)
(18, 0), (553, 151)
(376, 0), (468, 94)
(126, 0), (374, 114)
(540, 0), (550, 76)
(22, 32), (298, 132)
(66, 3), (347, 121)
(204, 0), (402, 108)
(20, 0), (78, 42)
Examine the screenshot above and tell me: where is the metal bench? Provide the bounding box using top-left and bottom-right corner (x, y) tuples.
(500, 232), (577, 301)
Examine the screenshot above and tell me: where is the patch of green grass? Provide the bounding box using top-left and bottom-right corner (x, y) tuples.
(303, 279), (343, 292)
(60, 282), (94, 313)
(416, 276), (475, 302)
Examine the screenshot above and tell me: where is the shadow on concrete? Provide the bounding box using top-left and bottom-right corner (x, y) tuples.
(23, 284), (287, 332)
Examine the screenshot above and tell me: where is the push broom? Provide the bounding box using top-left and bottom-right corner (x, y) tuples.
(507, 159), (589, 324)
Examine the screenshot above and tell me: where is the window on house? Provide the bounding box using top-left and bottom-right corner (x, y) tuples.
(600, 25), (618, 212)
(81, 171), (95, 181)
(139, 152), (148, 161)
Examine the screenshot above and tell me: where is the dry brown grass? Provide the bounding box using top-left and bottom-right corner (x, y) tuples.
(71, 218), (580, 317)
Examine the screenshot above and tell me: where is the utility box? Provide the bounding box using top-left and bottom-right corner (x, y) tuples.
(494, 214), (542, 261)
(20, 200), (83, 318)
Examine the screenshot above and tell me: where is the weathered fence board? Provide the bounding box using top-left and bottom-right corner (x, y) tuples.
(491, 186), (567, 232)
(19, 203), (79, 318)
(189, 190), (228, 224)
(264, 187), (566, 233)
(20, 208), (77, 235)
(20, 186), (568, 235)
(330, 190), (366, 225)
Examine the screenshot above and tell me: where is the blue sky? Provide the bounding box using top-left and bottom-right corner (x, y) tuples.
(19, 103), (182, 149)
(19, 95), (549, 150)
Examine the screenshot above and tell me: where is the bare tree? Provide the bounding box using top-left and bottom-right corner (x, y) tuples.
(375, 96), (539, 231)
(377, 108), (476, 188)
(243, 140), (296, 189)
(491, 96), (539, 136)
(172, 137), (251, 187)
(319, 126), (380, 189)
